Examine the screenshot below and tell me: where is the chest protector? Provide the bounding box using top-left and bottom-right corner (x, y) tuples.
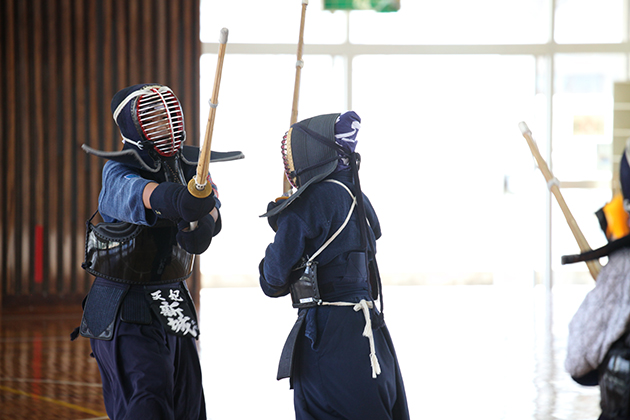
(83, 217), (193, 285)
(82, 155), (194, 284)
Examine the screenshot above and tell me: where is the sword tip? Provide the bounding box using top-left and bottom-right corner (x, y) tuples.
(219, 28), (229, 44)
(518, 121), (531, 136)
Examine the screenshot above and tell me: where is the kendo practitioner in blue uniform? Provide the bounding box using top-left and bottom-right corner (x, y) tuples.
(563, 142), (630, 419)
(259, 111), (410, 420)
(72, 83), (242, 420)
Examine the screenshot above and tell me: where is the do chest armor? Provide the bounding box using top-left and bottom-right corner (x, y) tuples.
(82, 152), (195, 285)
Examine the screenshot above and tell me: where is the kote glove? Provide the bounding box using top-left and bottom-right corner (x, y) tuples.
(150, 182), (215, 222)
(176, 214), (215, 254)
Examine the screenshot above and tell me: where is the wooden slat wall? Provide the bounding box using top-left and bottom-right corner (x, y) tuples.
(0, 0), (201, 309)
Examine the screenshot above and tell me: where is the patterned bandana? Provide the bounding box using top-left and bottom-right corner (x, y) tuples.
(334, 111), (361, 171)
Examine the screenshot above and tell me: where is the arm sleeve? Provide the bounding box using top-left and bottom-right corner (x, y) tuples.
(98, 160), (158, 226)
(364, 194), (382, 240)
(572, 370), (599, 386)
(259, 211), (313, 297)
(564, 255), (630, 379)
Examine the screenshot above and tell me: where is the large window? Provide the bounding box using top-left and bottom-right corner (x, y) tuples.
(350, 0), (549, 45)
(199, 0), (630, 287)
(554, 0), (627, 44)
(352, 54), (537, 278)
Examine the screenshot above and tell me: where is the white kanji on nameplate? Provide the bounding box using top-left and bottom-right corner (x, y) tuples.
(169, 289), (184, 302)
(159, 301), (185, 318)
(167, 315), (198, 337)
(149, 287), (199, 338)
(151, 290), (165, 301)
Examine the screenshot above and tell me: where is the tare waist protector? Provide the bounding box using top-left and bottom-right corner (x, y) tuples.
(82, 215), (193, 284)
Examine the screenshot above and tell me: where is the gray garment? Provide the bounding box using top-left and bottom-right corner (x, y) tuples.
(565, 247), (630, 378)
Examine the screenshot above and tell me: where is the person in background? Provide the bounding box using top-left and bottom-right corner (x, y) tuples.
(565, 140), (630, 420)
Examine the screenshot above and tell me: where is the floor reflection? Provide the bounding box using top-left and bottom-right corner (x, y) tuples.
(0, 309), (108, 420)
(199, 284), (601, 420)
(0, 284), (601, 420)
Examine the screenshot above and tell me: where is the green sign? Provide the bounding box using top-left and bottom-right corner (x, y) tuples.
(323, 0), (400, 13)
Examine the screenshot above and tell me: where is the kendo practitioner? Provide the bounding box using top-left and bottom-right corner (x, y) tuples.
(73, 83), (242, 420)
(259, 111), (410, 420)
(564, 141), (630, 420)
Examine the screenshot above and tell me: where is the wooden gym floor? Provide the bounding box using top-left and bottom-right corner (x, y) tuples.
(0, 285), (604, 420)
(0, 306), (108, 420)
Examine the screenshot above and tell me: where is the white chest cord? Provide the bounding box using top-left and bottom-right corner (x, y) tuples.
(311, 179), (381, 379)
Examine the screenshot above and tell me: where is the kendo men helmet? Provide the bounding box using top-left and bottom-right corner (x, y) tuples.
(283, 111), (361, 188)
(111, 84), (186, 157)
(282, 113), (341, 190)
(562, 139), (630, 263)
(264, 111), (361, 218)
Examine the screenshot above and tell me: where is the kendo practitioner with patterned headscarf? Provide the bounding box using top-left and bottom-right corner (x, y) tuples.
(259, 111), (410, 420)
(564, 140), (630, 419)
(73, 84), (242, 420)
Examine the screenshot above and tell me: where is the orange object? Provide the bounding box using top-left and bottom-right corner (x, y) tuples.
(602, 194), (630, 240)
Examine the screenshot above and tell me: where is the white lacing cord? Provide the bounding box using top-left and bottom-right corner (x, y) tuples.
(322, 299), (381, 378)
(307, 180), (356, 262)
(120, 136), (143, 149)
(315, 180), (381, 379)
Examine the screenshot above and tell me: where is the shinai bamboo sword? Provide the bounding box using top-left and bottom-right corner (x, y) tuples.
(187, 27), (229, 230)
(519, 121), (602, 280)
(282, 0), (309, 197)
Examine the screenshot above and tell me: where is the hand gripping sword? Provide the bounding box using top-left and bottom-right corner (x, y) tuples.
(518, 121), (602, 280)
(187, 27), (229, 231)
(282, 0), (309, 197)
